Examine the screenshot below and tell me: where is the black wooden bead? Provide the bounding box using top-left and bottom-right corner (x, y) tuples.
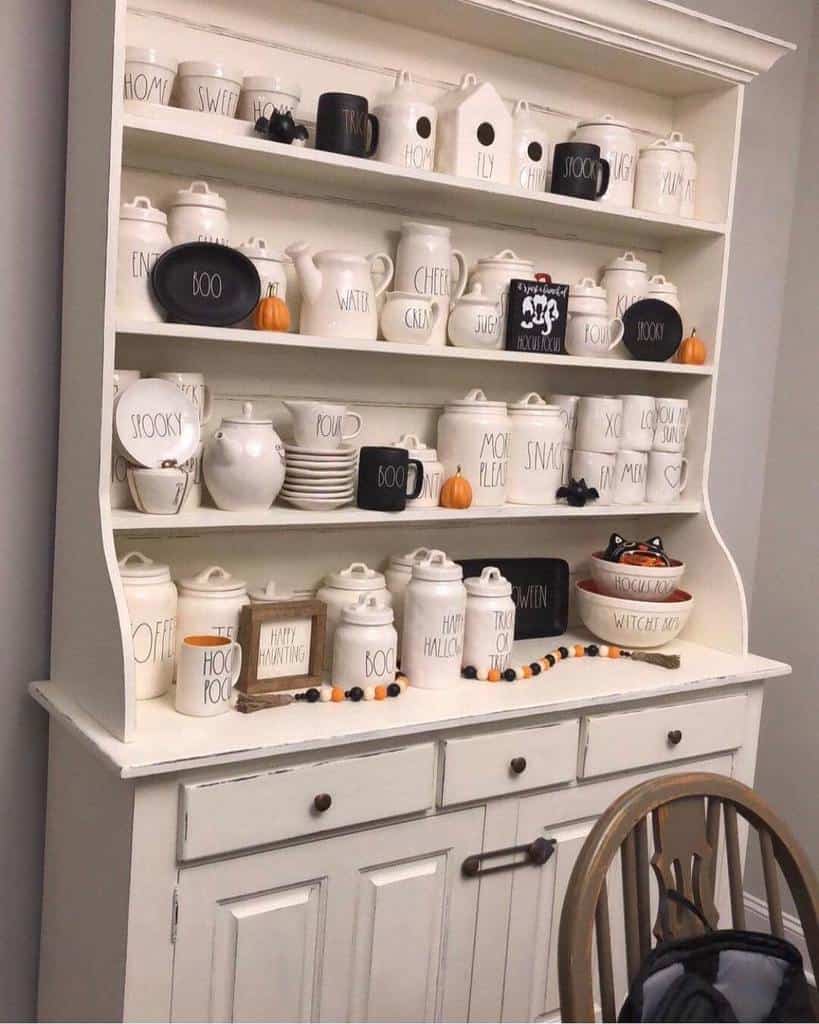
(587, 644), (599, 657)
(621, 649), (632, 657)
(305, 687), (320, 702)
(546, 654), (556, 667)
(348, 686), (364, 702)
(558, 646), (569, 659)
(530, 662), (542, 675)
(463, 665), (478, 679)
(294, 691), (306, 701)
(503, 668), (517, 682)
(387, 682), (401, 697)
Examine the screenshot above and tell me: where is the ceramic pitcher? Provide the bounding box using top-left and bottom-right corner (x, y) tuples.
(394, 222), (467, 346)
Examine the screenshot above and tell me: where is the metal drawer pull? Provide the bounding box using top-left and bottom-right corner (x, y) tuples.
(462, 836), (556, 878)
(667, 729), (683, 746)
(313, 793), (332, 812)
(510, 756), (527, 775)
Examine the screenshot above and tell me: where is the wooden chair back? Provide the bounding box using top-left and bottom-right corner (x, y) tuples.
(558, 771), (819, 1022)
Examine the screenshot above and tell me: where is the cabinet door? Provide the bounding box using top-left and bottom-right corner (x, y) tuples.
(171, 808), (484, 1023)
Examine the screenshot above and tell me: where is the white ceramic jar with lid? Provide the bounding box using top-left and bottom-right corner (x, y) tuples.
(238, 75), (302, 121)
(123, 47), (177, 107)
(566, 278), (624, 358)
(437, 388), (510, 507)
(601, 251), (649, 322)
(507, 393), (564, 505)
(374, 70), (437, 172)
(511, 100), (549, 193)
(463, 567), (516, 673)
(573, 114), (637, 208)
(666, 131), (697, 218)
(316, 562), (392, 671)
(116, 197), (171, 321)
(176, 566), (249, 666)
(447, 282), (504, 349)
(118, 551), (177, 700)
(384, 547), (431, 647)
(634, 139), (682, 216)
(646, 274), (681, 313)
(167, 181), (230, 246)
(402, 550), (466, 690)
(238, 237), (288, 301)
(333, 595), (398, 691)
(391, 435), (444, 508)
(468, 249), (536, 320)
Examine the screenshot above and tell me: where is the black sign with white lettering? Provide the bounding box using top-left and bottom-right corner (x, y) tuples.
(621, 299), (683, 362)
(457, 557), (569, 639)
(504, 279), (569, 355)
(151, 242), (261, 327)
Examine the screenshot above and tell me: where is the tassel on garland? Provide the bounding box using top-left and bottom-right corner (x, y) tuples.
(629, 651), (681, 669)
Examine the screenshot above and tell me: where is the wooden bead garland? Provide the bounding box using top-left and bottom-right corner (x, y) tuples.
(462, 644), (680, 681)
(295, 674), (409, 703)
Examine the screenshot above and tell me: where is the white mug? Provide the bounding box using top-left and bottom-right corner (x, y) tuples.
(619, 395), (656, 452)
(175, 634), (242, 717)
(564, 313), (624, 358)
(570, 450), (616, 505)
(157, 371), (213, 426)
(575, 396), (623, 454)
(653, 397), (689, 452)
(284, 400), (363, 450)
(127, 465), (191, 515)
(613, 449), (648, 504)
(550, 394), (580, 445)
(647, 451), (689, 503)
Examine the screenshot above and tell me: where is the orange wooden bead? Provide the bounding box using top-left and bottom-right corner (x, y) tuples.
(574, 644), (585, 657)
(540, 659), (550, 670)
(553, 649), (562, 661)
(487, 668), (501, 682)
(331, 686), (345, 702)
(374, 685), (387, 700)
(608, 646), (621, 659)
(522, 665), (532, 678)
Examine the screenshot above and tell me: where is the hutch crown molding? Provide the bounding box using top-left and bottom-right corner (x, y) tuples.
(34, 0), (793, 1020)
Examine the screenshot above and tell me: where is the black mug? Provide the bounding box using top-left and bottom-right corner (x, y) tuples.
(357, 447), (424, 512)
(315, 92), (379, 158)
(551, 142), (610, 201)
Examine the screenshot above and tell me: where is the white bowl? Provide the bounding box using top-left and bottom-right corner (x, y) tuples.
(124, 47), (177, 107)
(589, 552), (685, 602)
(238, 75), (302, 122)
(127, 466), (190, 515)
(575, 579), (693, 648)
(177, 61), (242, 118)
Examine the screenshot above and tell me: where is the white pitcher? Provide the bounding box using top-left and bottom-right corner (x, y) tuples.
(394, 222), (467, 346)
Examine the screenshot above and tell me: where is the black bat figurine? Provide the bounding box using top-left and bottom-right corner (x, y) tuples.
(255, 110), (310, 145)
(556, 477), (599, 507)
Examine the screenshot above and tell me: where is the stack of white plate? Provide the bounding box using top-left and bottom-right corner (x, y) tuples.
(280, 444), (358, 510)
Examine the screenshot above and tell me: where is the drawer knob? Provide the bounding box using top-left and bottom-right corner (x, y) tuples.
(667, 729), (683, 746)
(313, 793), (332, 813)
(510, 756), (527, 775)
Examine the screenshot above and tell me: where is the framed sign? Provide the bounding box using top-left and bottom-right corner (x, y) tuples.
(457, 557), (569, 638)
(505, 279), (569, 355)
(236, 599), (326, 694)
(621, 299), (683, 362)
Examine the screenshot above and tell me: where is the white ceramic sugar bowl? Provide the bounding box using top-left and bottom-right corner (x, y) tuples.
(437, 389), (510, 507)
(447, 283), (504, 349)
(317, 562), (392, 671)
(167, 181), (230, 246)
(600, 251), (649, 322)
(565, 278), (624, 358)
(507, 393), (564, 505)
(374, 69), (437, 172)
(175, 566), (249, 665)
(118, 551), (178, 700)
(401, 550), (466, 690)
(646, 274), (681, 313)
(116, 197), (171, 321)
(573, 114), (637, 208)
(203, 403), (286, 511)
(511, 100), (549, 193)
(391, 434), (444, 508)
(333, 595), (398, 691)
(463, 567), (516, 674)
(469, 249), (536, 319)
(384, 547), (431, 646)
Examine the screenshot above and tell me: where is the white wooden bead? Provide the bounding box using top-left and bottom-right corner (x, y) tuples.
(477, 668), (489, 681)
(397, 677), (408, 692)
(567, 646), (575, 657)
(319, 686), (332, 702)
(364, 686), (375, 701)
(599, 645), (610, 658)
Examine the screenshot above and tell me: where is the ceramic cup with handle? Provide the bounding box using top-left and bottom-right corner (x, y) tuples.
(653, 397), (689, 452)
(175, 634), (242, 717)
(380, 292), (442, 344)
(550, 394), (580, 446)
(575, 396), (623, 453)
(357, 446), (424, 511)
(315, 92), (378, 158)
(157, 371), (213, 426)
(283, 399), (363, 450)
(127, 464), (191, 514)
(570, 450), (616, 505)
(647, 451), (689, 503)
(619, 394), (656, 451)
(551, 142), (610, 201)
(613, 449), (648, 504)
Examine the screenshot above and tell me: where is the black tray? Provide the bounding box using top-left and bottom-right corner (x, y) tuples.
(151, 242), (261, 327)
(457, 557), (569, 639)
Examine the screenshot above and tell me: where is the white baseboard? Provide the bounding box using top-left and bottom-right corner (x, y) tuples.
(744, 891), (815, 986)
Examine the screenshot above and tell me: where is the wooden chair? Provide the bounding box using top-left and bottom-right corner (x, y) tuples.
(558, 772), (819, 1022)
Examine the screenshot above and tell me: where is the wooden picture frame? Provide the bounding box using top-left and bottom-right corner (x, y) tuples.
(236, 599), (326, 694)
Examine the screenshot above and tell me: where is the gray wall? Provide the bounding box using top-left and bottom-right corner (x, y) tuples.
(0, 1), (814, 1020)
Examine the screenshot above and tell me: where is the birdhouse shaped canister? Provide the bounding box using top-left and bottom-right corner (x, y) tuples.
(511, 100), (550, 193)
(435, 73), (512, 184)
(374, 70), (437, 172)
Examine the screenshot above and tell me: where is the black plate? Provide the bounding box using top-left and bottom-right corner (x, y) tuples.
(151, 242), (261, 327)
(621, 299), (683, 362)
(457, 558), (569, 639)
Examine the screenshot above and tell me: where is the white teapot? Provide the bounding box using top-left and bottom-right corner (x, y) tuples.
(203, 402), (286, 511)
(286, 241), (394, 340)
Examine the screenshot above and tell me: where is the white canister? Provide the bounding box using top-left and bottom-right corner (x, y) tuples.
(391, 435), (444, 508)
(116, 197), (171, 321)
(565, 278), (624, 358)
(447, 283), (504, 349)
(511, 100), (549, 193)
(635, 139), (682, 216)
(374, 70), (437, 172)
(402, 550), (466, 690)
(177, 61), (241, 118)
(437, 389), (510, 507)
(238, 75), (301, 121)
(167, 181), (230, 246)
(575, 395), (623, 454)
(123, 47), (177, 107)
(237, 237), (288, 301)
(601, 250), (649, 322)
(176, 566), (249, 665)
(469, 249), (536, 321)
(333, 595), (398, 690)
(111, 369), (141, 509)
(646, 274), (680, 314)
(384, 547), (431, 646)
(573, 114), (637, 208)
(394, 222), (466, 346)
(463, 567), (516, 673)
(667, 131), (697, 219)
(550, 394), (580, 446)
(507, 393), (564, 505)
(316, 562), (391, 672)
(118, 551), (177, 700)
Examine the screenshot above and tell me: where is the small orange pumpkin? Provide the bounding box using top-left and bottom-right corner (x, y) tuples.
(440, 466), (473, 509)
(253, 294), (290, 332)
(676, 328), (706, 365)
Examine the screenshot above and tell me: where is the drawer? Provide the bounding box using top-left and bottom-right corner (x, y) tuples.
(579, 694), (748, 779)
(179, 744), (435, 860)
(441, 720), (580, 806)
